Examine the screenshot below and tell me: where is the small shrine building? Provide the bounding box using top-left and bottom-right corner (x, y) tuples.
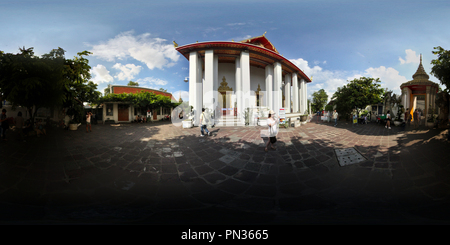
(400, 54), (439, 121)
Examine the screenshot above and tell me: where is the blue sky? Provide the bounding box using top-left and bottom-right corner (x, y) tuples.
(1, 0), (449, 103)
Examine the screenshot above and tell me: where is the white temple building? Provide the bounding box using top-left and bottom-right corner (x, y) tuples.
(175, 33), (312, 126)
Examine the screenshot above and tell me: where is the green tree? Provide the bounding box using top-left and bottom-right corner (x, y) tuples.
(104, 83), (112, 95)
(331, 77), (384, 120)
(430, 46), (450, 127)
(311, 89), (328, 113)
(431, 46), (450, 92)
(63, 51), (101, 123)
(97, 91), (180, 113)
(0, 47), (66, 124)
(159, 88), (168, 92)
(127, 81), (139, 86)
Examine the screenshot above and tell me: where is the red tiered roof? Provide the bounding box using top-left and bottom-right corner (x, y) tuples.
(175, 34), (311, 83)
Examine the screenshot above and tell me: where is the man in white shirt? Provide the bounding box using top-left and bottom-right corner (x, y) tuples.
(200, 108), (211, 136)
(332, 110), (338, 126)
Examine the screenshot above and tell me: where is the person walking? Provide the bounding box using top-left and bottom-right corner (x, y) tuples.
(405, 108), (411, 130)
(15, 111), (25, 142)
(265, 110), (278, 152)
(86, 111), (92, 133)
(200, 108), (211, 136)
(385, 110), (391, 129)
(413, 109), (419, 129)
(0, 109), (8, 140)
(418, 109), (422, 127)
(332, 109), (338, 126)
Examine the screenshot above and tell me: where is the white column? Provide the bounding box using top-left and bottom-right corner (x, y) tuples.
(265, 64), (273, 110)
(204, 50), (214, 116)
(235, 56), (242, 120)
(284, 74), (291, 113)
(194, 54), (203, 126)
(426, 86), (431, 116)
(299, 79), (304, 114)
(402, 87), (409, 112)
(189, 51), (198, 112)
(304, 81), (308, 113)
(241, 50), (251, 113)
(274, 62), (282, 116)
(292, 73), (298, 113)
(213, 54), (219, 120)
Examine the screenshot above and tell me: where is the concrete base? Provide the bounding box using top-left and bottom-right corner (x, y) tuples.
(182, 120), (193, 128)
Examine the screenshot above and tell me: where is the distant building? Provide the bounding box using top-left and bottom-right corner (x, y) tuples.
(400, 54), (439, 123)
(102, 85), (177, 123)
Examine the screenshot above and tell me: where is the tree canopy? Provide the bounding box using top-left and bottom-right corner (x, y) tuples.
(331, 77), (384, 120)
(127, 81), (139, 86)
(0, 47), (100, 123)
(63, 51), (101, 123)
(311, 89), (328, 113)
(431, 46), (450, 92)
(97, 91), (180, 111)
(0, 47), (66, 119)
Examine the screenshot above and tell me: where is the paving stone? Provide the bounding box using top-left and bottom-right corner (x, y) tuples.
(0, 120), (449, 224)
(202, 172), (227, 184)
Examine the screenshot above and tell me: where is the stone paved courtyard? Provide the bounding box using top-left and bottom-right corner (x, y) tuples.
(0, 117), (450, 225)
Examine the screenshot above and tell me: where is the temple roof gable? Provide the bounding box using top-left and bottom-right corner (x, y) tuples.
(239, 32), (279, 54)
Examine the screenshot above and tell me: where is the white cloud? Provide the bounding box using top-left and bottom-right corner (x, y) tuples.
(290, 57), (410, 103)
(364, 66), (407, 95)
(87, 30), (180, 70)
(232, 35), (252, 41)
(136, 77), (168, 87)
(399, 49), (420, 64)
(290, 58), (323, 76)
(227, 23), (246, 26)
(90, 64), (113, 84)
(172, 90), (189, 102)
(290, 58), (350, 102)
(112, 63), (142, 81)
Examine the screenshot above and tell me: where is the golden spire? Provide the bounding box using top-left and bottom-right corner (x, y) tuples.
(412, 53), (429, 80)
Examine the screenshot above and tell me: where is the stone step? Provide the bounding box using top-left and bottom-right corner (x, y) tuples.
(214, 117), (245, 126)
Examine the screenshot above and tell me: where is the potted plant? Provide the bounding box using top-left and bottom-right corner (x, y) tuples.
(182, 118), (193, 128)
(68, 119), (80, 130)
(300, 110), (308, 123)
(279, 120), (289, 128)
(244, 107), (250, 126)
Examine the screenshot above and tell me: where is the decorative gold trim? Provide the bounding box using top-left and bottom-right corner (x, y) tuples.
(256, 84), (261, 95)
(218, 76), (233, 92)
(173, 41), (178, 47)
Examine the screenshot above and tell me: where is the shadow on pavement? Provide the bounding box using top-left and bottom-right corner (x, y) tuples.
(0, 119), (449, 225)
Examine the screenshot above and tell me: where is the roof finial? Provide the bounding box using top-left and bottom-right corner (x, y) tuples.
(420, 53), (422, 64)
(263, 31), (267, 36)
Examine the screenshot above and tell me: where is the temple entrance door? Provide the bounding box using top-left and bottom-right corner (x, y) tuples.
(220, 92), (232, 115)
(413, 95), (425, 123)
(118, 104), (129, 121)
(218, 76), (233, 116)
(153, 109), (158, 120)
